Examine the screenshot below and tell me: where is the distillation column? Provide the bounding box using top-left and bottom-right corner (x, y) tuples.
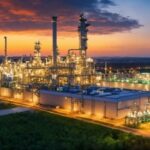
(78, 14), (90, 56)
(78, 14), (95, 85)
(34, 41), (41, 61)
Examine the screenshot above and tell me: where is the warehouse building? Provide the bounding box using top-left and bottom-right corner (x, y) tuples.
(0, 86), (150, 119)
(40, 87), (150, 119)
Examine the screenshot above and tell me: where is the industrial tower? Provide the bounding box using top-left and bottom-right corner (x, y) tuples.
(52, 16), (58, 67)
(78, 14), (90, 56)
(4, 36), (8, 62)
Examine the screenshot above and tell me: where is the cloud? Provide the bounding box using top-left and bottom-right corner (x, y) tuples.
(98, 0), (116, 7)
(9, 9), (36, 17)
(0, 0), (142, 35)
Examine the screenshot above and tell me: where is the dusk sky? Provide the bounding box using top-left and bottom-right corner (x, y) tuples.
(0, 0), (149, 57)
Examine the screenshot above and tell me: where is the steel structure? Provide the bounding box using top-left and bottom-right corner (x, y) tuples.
(0, 14), (98, 91)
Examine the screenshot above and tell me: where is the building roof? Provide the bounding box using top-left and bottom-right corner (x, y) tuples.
(40, 87), (150, 103)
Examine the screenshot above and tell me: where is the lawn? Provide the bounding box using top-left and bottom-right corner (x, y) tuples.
(0, 102), (16, 110)
(0, 111), (150, 150)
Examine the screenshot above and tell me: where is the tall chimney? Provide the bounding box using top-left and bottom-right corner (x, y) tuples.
(4, 36), (7, 61)
(52, 16), (57, 66)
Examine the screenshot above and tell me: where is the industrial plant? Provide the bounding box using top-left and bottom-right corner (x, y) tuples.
(0, 14), (150, 127)
(0, 14), (97, 89)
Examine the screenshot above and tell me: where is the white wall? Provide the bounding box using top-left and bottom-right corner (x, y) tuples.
(23, 91), (33, 102)
(0, 87), (13, 97)
(40, 93), (66, 108)
(82, 99), (123, 119)
(0, 87), (39, 103)
(13, 90), (23, 100)
(94, 101), (105, 118)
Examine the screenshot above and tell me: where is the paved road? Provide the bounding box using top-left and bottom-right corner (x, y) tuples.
(0, 107), (31, 116)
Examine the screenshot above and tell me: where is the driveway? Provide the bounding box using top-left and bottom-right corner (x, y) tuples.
(0, 107), (31, 116)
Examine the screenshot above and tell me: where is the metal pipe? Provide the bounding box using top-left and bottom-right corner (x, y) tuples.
(68, 49), (80, 55)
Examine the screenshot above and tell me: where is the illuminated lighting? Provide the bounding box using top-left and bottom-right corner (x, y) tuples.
(0, 14), (149, 128)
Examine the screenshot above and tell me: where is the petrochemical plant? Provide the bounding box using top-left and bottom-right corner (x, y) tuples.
(0, 14), (150, 127)
(0, 14), (97, 90)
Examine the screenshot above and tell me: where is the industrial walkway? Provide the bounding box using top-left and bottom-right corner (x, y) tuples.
(0, 107), (31, 116)
(0, 96), (150, 138)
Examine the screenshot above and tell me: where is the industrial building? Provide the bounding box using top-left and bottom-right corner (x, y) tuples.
(0, 14), (150, 121)
(0, 86), (150, 119)
(0, 14), (97, 90)
(39, 87), (150, 119)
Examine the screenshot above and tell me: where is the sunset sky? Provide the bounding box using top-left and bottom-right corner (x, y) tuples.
(0, 0), (149, 57)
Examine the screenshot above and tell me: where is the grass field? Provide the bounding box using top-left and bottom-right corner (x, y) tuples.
(0, 111), (150, 150)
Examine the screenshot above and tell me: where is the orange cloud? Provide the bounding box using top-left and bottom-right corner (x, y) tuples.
(0, 1), (11, 7)
(0, 0), (141, 34)
(10, 9), (36, 16)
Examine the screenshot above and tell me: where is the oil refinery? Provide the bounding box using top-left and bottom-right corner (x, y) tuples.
(0, 14), (150, 127)
(0, 14), (97, 90)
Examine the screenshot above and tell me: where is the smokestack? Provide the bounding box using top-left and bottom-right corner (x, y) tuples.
(4, 36), (7, 61)
(52, 16), (57, 66)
